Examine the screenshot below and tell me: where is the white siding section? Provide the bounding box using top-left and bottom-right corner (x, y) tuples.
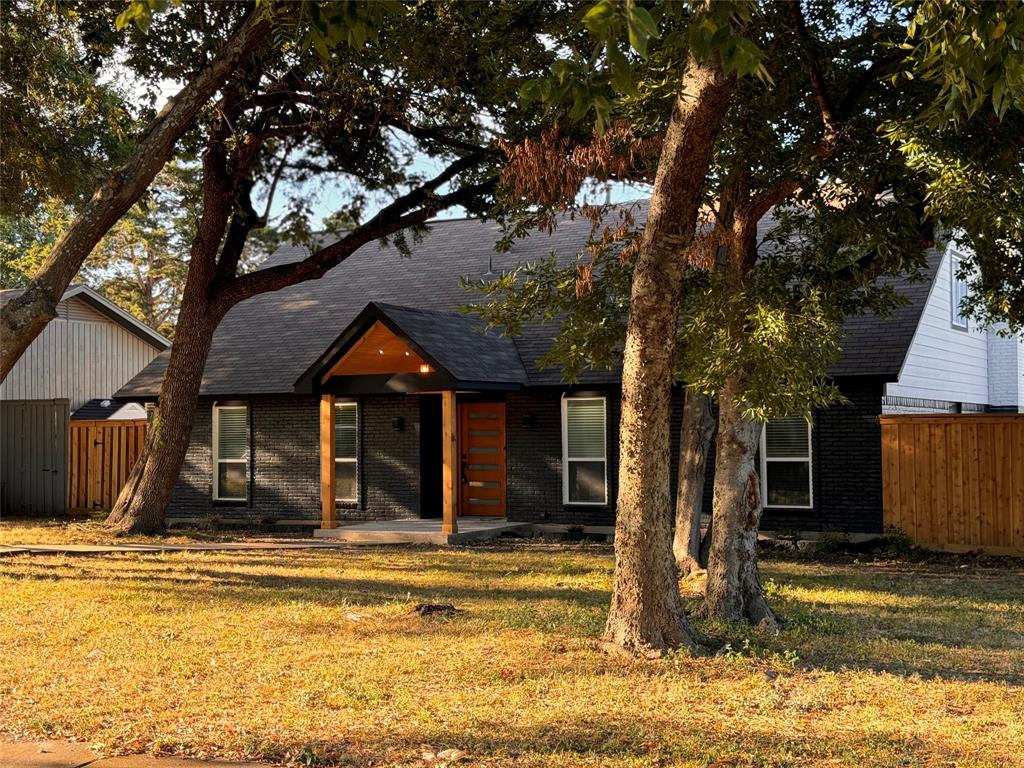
(57, 296), (108, 322)
(986, 324), (1024, 411)
(887, 244), (990, 406)
(1020, 340), (1024, 411)
(0, 300), (162, 411)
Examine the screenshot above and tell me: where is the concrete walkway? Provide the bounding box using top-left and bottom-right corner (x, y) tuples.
(313, 516), (531, 544)
(0, 518), (534, 556)
(0, 539), (354, 557)
(1, 740), (267, 767)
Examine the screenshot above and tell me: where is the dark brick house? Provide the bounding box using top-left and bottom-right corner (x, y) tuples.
(117, 212), (944, 536)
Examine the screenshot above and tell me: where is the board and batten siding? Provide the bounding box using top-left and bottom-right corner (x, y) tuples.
(0, 296), (163, 411)
(886, 244), (990, 407)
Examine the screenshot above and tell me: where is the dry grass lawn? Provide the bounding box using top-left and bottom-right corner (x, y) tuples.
(0, 529), (1022, 767)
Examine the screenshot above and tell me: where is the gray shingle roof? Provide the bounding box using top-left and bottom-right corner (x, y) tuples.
(371, 303), (527, 385)
(71, 399), (148, 420)
(294, 302), (527, 390)
(2, 285), (170, 350)
(116, 207), (936, 399)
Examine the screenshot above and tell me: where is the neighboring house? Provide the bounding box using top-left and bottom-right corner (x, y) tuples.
(883, 243), (1024, 414)
(116, 213), (1022, 535)
(0, 286), (170, 515)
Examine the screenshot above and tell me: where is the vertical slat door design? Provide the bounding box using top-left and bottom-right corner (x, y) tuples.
(459, 402), (507, 517)
(67, 419), (147, 513)
(880, 414), (1024, 554)
(0, 400), (69, 516)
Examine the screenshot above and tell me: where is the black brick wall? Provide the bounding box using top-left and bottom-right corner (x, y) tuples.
(505, 388), (621, 526)
(168, 381), (885, 533)
(360, 395), (420, 520)
(760, 380), (884, 533)
(169, 395), (421, 523)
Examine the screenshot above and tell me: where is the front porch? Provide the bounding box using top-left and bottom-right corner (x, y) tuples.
(299, 302), (529, 540)
(313, 516), (531, 544)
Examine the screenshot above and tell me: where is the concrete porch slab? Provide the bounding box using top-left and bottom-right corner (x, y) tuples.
(313, 517), (532, 544)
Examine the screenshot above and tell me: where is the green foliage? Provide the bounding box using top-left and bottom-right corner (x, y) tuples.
(681, 276), (848, 422)
(879, 525), (915, 557)
(0, 200), (73, 286)
(90, 165), (196, 336)
(888, 115), (1024, 331)
(3, 164), (196, 335)
(1, 0), (135, 217)
(487, 0), (1023, 423)
(883, 1), (1024, 331)
(115, 0), (178, 33)
(302, 0), (405, 57)
(900, 0), (1024, 122)
(465, 247), (633, 382)
(520, 0), (767, 134)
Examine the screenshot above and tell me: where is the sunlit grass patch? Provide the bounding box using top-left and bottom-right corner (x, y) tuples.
(0, 541), (1022, 767)
(0, 518), (258, 545)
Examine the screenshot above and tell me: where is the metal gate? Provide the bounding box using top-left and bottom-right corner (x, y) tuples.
(0, 400), (69, 516)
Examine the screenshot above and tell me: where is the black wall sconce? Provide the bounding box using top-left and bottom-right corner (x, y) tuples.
(521, 414), (535, 429)
(392, 416), (405, 432)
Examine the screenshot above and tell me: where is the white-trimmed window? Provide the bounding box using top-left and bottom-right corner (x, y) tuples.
(951, 251), (969, 329)
(335, 401), (358, 502)
(213, 404), (249, 501)
(562, 396), (607, 505)
(760, 417), (812, 509)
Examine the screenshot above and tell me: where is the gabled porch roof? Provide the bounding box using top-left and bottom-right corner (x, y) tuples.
(294, 302), (528, 394)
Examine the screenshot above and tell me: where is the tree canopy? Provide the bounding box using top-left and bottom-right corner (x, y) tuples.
(473, 0), (1023, 416)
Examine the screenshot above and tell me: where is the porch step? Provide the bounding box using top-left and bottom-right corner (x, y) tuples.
(313, 518), (532, 545)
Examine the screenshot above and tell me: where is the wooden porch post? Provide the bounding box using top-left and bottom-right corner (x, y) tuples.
(320, 394), (337, 529)
(442, 389), (458, 534)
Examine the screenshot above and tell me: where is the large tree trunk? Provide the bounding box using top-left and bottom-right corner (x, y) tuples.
(105, 303), (220, 534)
(0, 10), (270, 382)
(105, 110), (241, 534)
(602, 57), (734, 657)
(703, 378), (779, 629)
(673, 389), (715, 575)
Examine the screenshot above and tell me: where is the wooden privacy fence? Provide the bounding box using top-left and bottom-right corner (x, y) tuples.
(68, 420), (147, 513)
(880, 414), (1024, 555)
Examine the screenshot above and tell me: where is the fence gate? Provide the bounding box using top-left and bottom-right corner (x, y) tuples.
(1, 400), (69, 516)
(68, 420), (147, 514)
(880, 414), (1024, 554)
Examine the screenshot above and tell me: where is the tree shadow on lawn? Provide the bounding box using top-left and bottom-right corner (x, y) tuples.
(698, 561), (1024, 685)
(227, 711), (1000, 768)
(4, 551), (1022, 686)
(2, 555), (611, 611)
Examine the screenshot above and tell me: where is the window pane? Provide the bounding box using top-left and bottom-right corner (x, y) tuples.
(336, 403), (357, 428)
(952, 258), (969, 326)
(766, 461), (810, 507)
(568, 460), (605, 504)
(335, 404), (358, 459)
(765, 417), (808, 458)
(217, 462), (247, 499)
(335, 461), (357, 501)
(216, 408), (248, 460)
(566, 399), (605, 458)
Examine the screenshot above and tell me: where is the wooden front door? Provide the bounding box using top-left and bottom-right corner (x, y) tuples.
(459, 402), (506, 517)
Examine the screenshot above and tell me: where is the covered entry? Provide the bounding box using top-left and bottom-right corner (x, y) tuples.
(295, 302), (526, 535)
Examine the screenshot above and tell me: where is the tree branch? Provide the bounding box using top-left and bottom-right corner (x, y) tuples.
(213, 155), (494, 309)
(0, 4), (274, 381)
(788, 2), (838, 142)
